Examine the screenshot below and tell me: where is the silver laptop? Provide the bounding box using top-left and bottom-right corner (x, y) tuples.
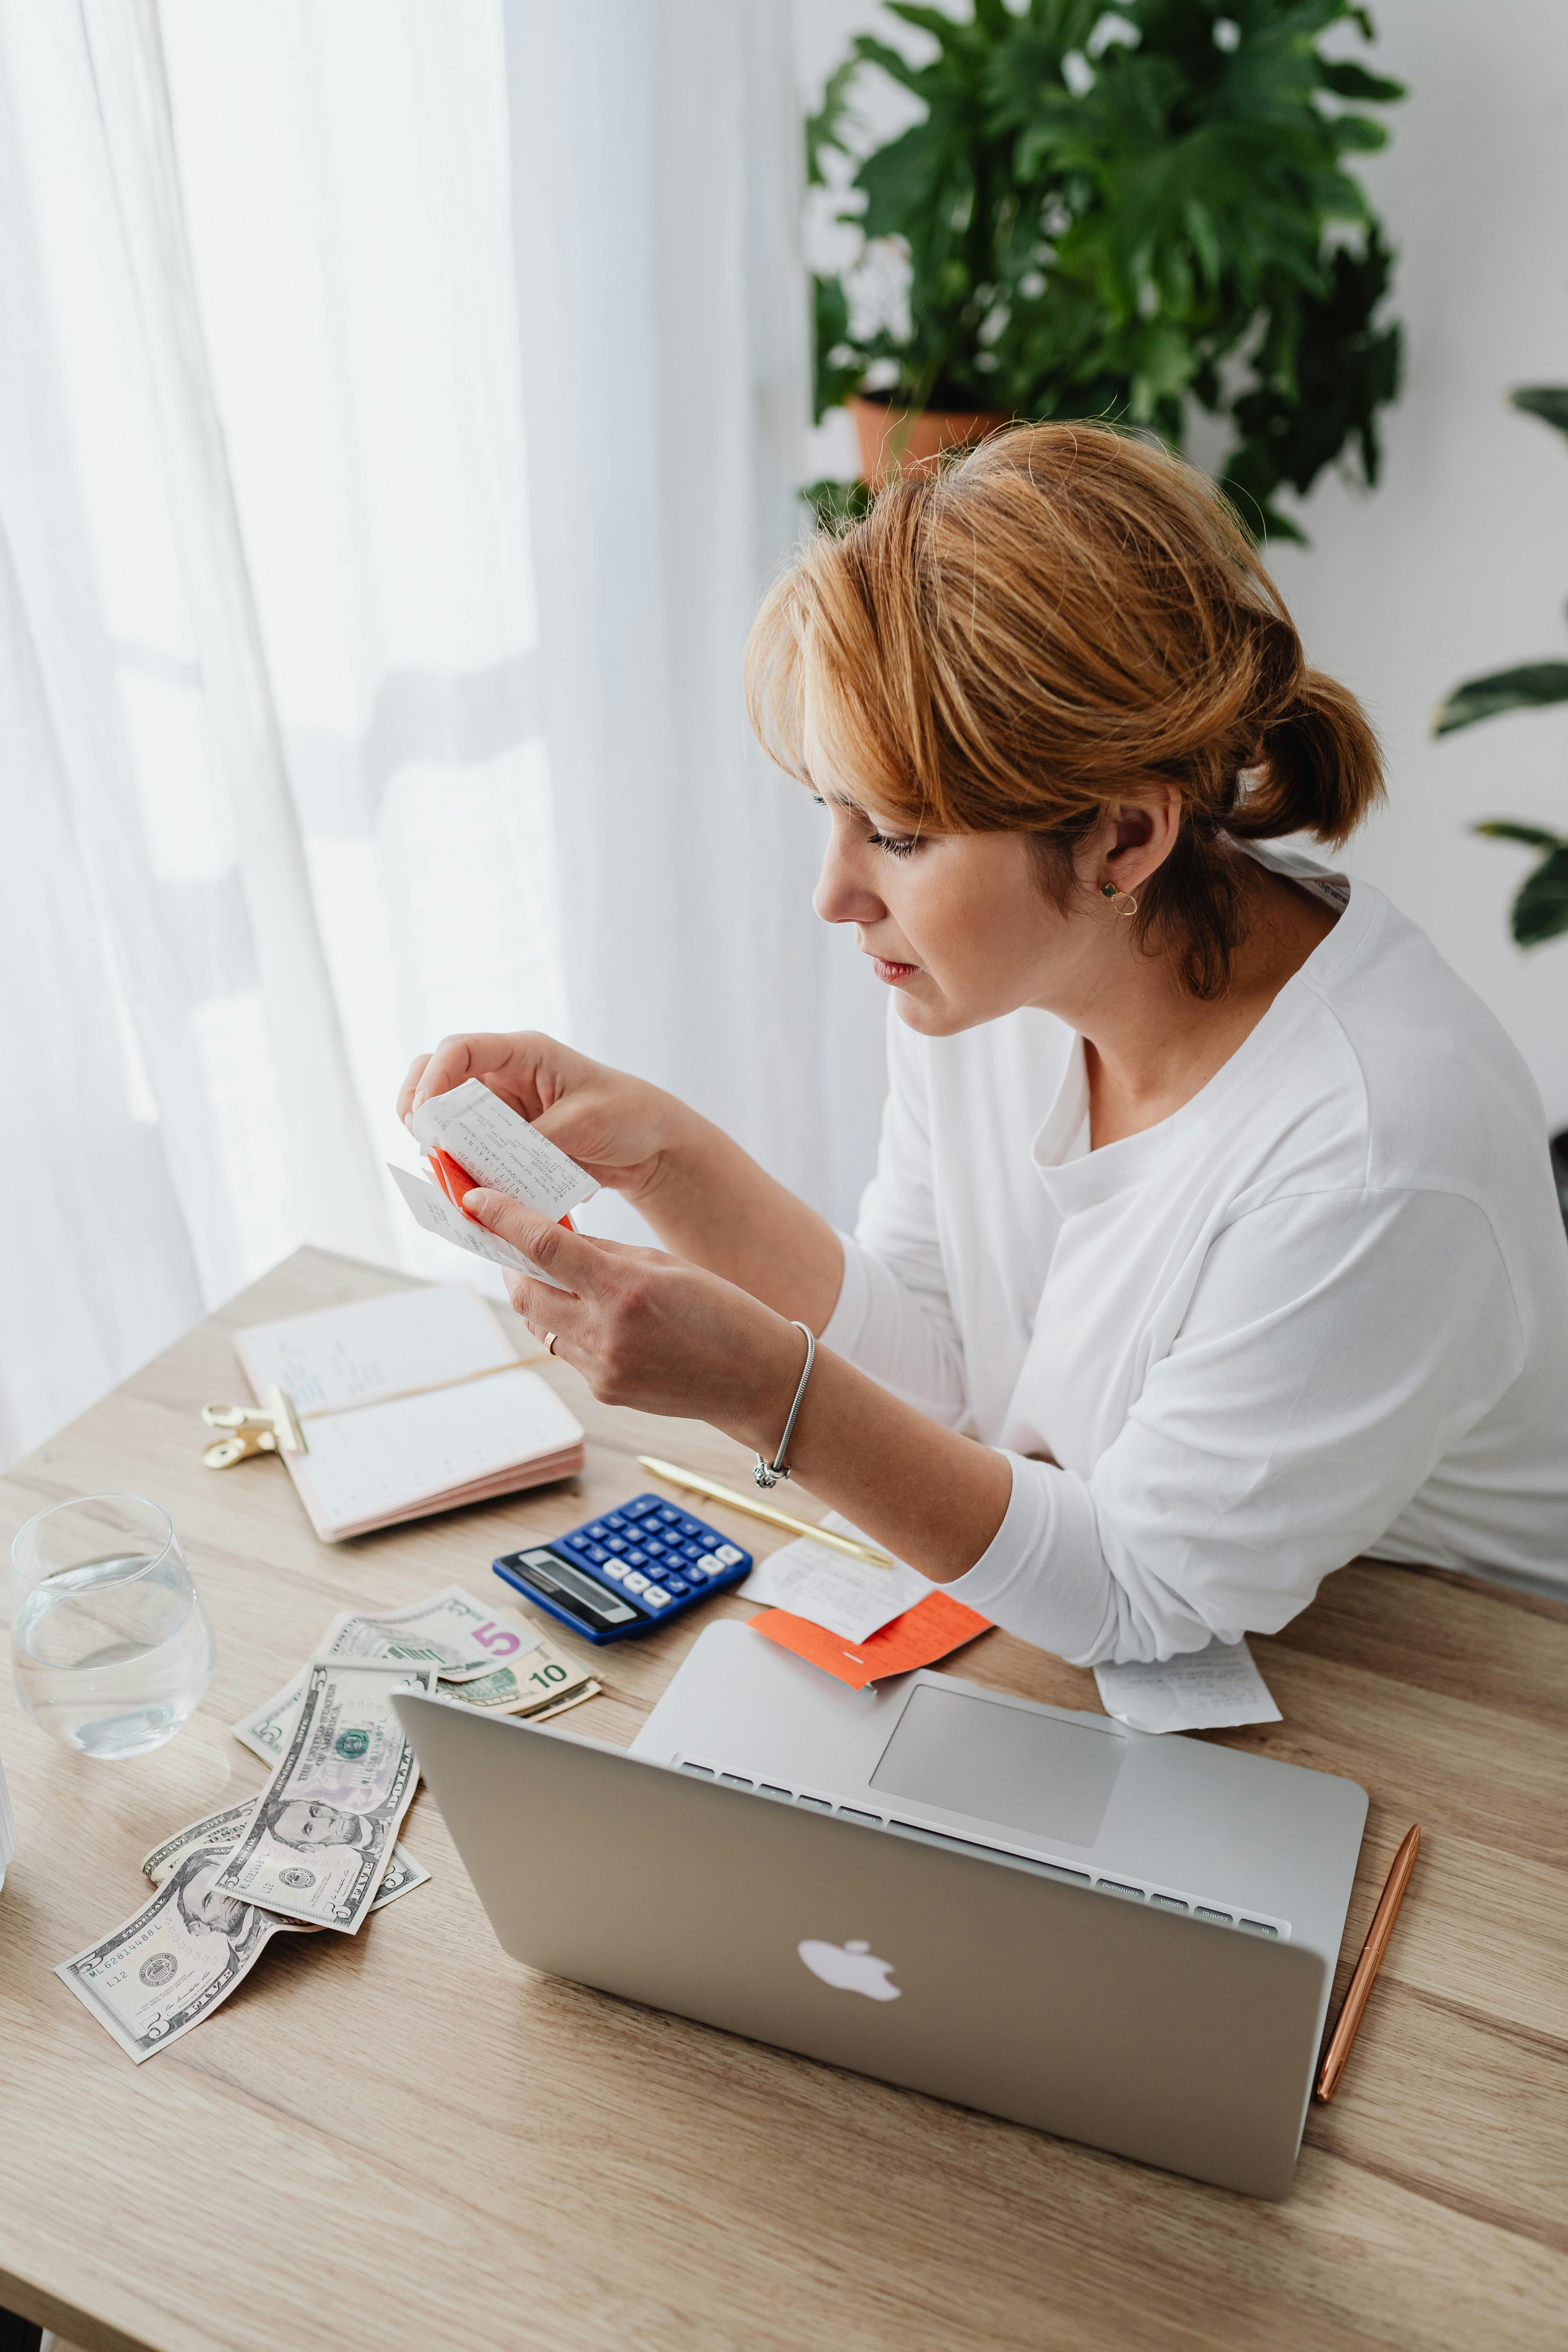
(394, 1621), (1365, 2200)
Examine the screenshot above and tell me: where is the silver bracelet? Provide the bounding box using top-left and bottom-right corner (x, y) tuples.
(754, 1321), (816, 1490)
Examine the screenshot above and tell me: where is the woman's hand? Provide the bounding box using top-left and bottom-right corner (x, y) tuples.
(396, 1026), (846, 1328)
(396, 1031), (690, 1205)
(464, 1185), (1014, 1587)
(463, 1189), (805, 1443)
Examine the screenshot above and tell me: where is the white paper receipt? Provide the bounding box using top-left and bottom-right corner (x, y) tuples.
(1093, 1638), (1282, 1736)
(737, 1512), (931, 1644)
(387, 1164), (573, 1292)
(410, 1079), (599, 1219)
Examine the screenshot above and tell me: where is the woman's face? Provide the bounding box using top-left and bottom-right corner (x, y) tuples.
(805, 715), (1111, 1038)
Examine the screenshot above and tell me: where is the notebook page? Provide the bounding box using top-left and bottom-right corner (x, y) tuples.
(235, 1285), (519, 1416)
(288, 1369), (584, 1534)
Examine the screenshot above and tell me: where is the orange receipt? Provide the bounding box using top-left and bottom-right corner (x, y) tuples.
(427, 1144), (576, 1234)
(427, 1146), (486, 1220)
(751, 1590), (991, 1689)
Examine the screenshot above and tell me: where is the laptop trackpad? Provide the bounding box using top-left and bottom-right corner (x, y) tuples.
(870, 1683), (1125, 1847)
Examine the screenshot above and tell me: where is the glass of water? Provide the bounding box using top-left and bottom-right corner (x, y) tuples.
(10, 1496), (215, 1759)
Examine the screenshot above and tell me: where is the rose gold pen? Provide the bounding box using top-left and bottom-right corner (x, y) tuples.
(1314, 1824), (1421, 2102)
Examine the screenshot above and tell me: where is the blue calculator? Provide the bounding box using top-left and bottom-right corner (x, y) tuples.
(492, 1492), (753, 1644)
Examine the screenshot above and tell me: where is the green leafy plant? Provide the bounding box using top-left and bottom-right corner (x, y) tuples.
(1434, 387), (1568, 948)
(807, 0), (1404, 539)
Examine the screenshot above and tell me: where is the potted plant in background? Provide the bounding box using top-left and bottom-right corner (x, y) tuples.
(807, 0), (1404, 528)
(1435, 384), (1568, 1226)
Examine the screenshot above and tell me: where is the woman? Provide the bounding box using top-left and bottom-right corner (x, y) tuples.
(399, 426), (1568, 1661)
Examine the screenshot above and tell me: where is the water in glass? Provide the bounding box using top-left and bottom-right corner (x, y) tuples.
(11, 1496), (215, 1758)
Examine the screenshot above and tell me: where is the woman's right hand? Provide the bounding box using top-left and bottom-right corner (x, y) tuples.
(396, 1031), (689, 1204)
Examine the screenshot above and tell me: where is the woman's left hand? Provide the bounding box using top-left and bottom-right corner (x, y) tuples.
(461, 1189), (806, 1448)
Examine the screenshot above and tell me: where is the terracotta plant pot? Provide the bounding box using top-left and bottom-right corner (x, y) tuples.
(849, 394), (1010, 486)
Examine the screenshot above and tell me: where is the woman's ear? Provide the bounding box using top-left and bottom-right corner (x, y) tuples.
(1105, 788), (1182, 887)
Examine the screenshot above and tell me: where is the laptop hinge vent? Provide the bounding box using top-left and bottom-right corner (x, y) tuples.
(672, 1754), (1290, 1939)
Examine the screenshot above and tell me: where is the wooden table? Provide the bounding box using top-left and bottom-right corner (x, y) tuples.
(1, 1247), (1565, 2352)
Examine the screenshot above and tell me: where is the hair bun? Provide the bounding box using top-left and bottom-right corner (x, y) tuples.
(1232, 667), (1384, 846)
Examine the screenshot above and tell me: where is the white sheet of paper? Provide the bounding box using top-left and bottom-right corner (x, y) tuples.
(388, 1164), (572, 1292)
(1093, 1639), (1282, 1735)
(410, 1078), (599, 1218)
(737, 1512), (930, 1643)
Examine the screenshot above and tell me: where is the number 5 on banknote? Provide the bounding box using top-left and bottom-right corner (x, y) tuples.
(469, 1619), (524, 1658)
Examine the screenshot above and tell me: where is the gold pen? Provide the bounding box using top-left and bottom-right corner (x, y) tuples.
(636, 1454), (895, 1569)
(1314, 1823), (1421, 2102)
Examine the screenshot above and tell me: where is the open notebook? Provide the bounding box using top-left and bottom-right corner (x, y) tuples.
(232, 1284), (585, 1542)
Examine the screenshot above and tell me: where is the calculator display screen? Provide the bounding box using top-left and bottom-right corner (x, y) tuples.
(552, 1562), (639, 1618)
(526, 1552), (640, 1623)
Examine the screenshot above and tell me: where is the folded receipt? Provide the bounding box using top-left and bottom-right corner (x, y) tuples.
(409, 1079), (599, 1220)
(1093, 1638), (1281, 1735)
(392, 1079), (599, 1290)
(737, 1512), (932, 1643)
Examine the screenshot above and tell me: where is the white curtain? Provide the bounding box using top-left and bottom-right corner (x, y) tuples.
(160, 0), (573, 1235)
(505, 0), (885, 1224)
(0, 0), (886, 1470)
(0, 0), (559, 1463)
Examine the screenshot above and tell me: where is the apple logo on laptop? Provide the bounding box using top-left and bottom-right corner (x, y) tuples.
(797, 1938), (901, 2001)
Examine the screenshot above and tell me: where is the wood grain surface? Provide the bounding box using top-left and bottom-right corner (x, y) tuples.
(0, 1246), (1564, 2352)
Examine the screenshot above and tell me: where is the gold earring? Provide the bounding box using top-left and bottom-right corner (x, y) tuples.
(1101, 880), (1138, 916)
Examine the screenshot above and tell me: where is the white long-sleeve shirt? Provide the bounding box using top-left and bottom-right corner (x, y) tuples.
(820, 847), (1568, 1664)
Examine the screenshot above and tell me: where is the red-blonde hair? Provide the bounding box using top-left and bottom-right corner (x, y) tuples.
(745, 424), (1383, 997)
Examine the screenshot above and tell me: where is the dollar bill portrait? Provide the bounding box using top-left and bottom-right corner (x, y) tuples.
(267, 1797), (376, 1854)
(170, 1844), (260, 1944)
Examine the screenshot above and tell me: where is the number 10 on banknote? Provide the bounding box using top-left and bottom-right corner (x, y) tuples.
(213, 1660), (433, 1932)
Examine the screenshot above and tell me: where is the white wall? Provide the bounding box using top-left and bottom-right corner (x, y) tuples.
(793, 0), (1568, 1129)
